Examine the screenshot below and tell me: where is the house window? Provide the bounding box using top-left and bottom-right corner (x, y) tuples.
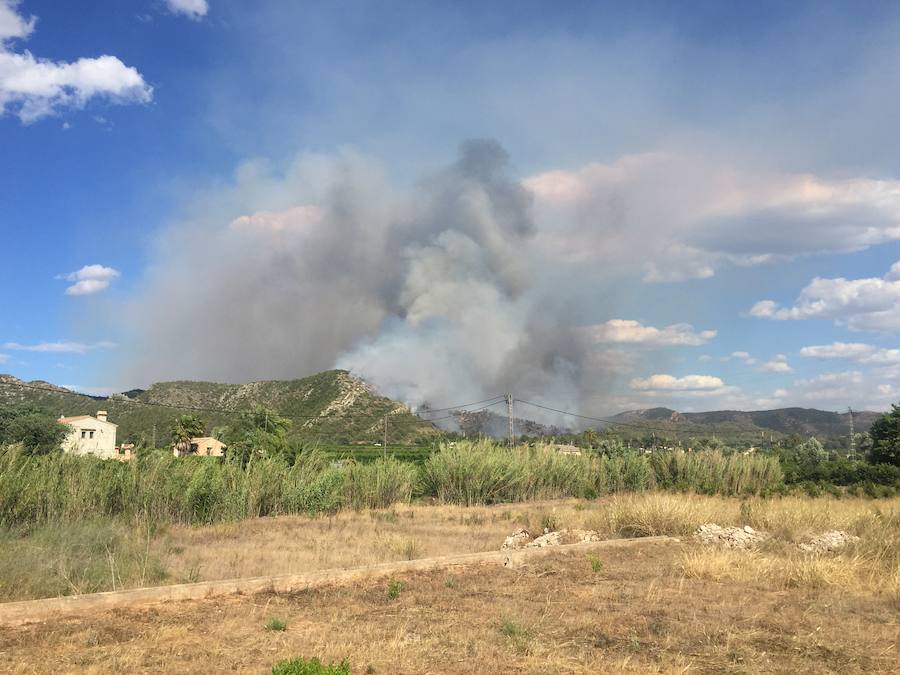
(81, 430), (86, 439)
(89, 430), (94, 439)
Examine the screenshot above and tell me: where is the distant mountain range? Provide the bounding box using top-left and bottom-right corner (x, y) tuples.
(0, 371), (883, 446)
(606, 407), (879, 443)
(440, 405), (879, 444)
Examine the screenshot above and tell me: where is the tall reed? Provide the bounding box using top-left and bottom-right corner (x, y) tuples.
(0, 442), (785, 527)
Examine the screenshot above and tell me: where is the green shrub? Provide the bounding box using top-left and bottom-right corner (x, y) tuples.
(272, 657), (350, 675)
(266, 617), (287, 632)
(387, 579), (402, 600)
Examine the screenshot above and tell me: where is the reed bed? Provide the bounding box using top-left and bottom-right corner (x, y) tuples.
(0, 442), (784, 528)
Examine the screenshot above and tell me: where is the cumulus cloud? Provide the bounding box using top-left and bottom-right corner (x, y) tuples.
(526, 153), (900, 282)
(749, 262), (900, 331)
(585, 319), (716, 346)
(800, 342), (900, 364)
(0, 0), (33, 41)
(165, 0), (208, 20)
(0, 0), (151, 122)
(60, 264), (120, 296)
(2, 340), (117, 354)
(630, 374), (726, 391)
(760, 353), (793, 373)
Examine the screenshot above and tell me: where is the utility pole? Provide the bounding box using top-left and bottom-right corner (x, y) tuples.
(506, 393), (515, 447)
(383, 414), (388, 458)
(848, 406), (856, 458)
(152, 424), (156, 449)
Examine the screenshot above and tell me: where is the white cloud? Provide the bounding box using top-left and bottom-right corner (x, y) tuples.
(731, 351), (757, 365)
(630, 374), (726, 391)
(60, 264), (120, 295)
(750, 262), (900, 332)
(525, 152), (900, 283)
(0, 352), (8, 364)
(165, 0), (208, 20)
(800, 342), (900, 364)
(585, 319), (716, 346)
(230, 205), (323, 233)
(0, 0), (33, 42)
(2, 340), (116, 354)
(0, 1), (151, 122)
(760, 353), (793, 373)
(771, 370), (897, 410)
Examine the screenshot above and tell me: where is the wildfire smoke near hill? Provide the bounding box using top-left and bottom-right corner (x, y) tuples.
(122, 140), (606, 419)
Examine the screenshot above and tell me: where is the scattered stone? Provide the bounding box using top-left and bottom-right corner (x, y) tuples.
(798, 530), (860, 553)
(501, 528), (602, 550)
(501, 529), (533, 551)
(695, 523), (767, 549)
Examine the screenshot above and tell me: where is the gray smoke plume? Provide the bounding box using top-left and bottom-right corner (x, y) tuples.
(121, 140), (613, 420)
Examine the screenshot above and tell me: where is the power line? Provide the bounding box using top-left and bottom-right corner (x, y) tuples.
(414, 395), (506, 413)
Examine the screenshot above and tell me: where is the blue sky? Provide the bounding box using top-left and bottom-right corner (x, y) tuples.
(2, 0), (900, 415)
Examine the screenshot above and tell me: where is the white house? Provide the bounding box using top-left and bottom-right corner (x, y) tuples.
(58, 410), (118, 459)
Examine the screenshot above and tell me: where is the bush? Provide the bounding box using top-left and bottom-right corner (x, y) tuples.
(272, 657), (350, 675)
(265, 617), (287, 632)
(0, 408), (67, 455)
(869, 404), (900, 466)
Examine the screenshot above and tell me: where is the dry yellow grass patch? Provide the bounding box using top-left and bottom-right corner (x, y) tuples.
(2, 542), (898, 674)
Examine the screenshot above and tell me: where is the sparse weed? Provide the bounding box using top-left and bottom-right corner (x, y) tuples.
(463, 512), (485, 526)
(541, 513), (559, 532)
(500, 617), (534, 654)
(400, 539), (420, 560)
(387, 579), (402, 600)
(265, 617), (287, 632)
(589, 556), (604, 573)
(271, 656), (349, 675)
(445, 575), (457, 589)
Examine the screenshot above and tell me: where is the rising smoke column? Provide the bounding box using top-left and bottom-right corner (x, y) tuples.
(122, 140), (603, 418)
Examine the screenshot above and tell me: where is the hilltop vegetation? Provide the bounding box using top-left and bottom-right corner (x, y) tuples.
(0, 371), (438, 445)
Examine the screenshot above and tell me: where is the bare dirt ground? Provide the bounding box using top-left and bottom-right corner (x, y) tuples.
(1, 539), (897, 674)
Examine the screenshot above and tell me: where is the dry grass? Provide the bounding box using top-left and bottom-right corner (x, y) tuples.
(4, 492), (900, 603)
(152, 501), (590, 585)
(2, 493), (899, 671)
(1, 541), (898, 673)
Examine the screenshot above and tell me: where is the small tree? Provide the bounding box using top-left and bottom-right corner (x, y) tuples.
(225, 406), (293, 466)
(794, 436), (827, 468)
(171, 414), (205, 455)
(0, 408), (67, 455)
(869, 404), (900, 466)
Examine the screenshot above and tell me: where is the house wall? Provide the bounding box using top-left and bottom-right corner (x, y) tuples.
(62, 418), (118, 459)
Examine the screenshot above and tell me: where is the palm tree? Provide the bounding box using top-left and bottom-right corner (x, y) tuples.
(171, 414), (204, 456)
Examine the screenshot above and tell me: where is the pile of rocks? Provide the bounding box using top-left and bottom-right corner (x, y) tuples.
(501, 529), (533, 550)
(798, 530), (860, 553)
(695, 523), (767, 549)
(500, 528), (602, 551)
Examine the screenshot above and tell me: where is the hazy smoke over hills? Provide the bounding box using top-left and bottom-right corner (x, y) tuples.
(123, 140), (604, 415)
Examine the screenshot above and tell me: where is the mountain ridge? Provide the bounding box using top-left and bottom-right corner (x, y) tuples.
(0, 371), (886, 446)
